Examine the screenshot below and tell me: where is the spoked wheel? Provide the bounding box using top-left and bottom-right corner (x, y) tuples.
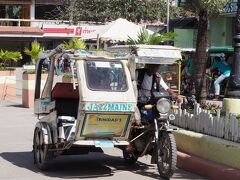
(33, 127), (51, 170)
(123, 149), (138, 165)
(157, 132), (177, 179)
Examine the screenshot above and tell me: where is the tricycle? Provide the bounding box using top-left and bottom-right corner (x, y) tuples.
(33, 44), (181, 179)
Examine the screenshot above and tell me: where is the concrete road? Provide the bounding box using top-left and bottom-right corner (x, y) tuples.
(0, 100), (208, 180)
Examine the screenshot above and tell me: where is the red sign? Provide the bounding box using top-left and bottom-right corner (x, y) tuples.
(75, 27), (96, 36)
(75, 27), (83, 36)
(43, 28), (74, 34)
(42, 25), (99, 38)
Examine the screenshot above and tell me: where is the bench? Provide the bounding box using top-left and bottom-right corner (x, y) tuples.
(51, 83), (79, 118)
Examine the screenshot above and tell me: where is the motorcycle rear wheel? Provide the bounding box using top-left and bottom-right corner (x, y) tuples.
(33, 127), (52, 170)
(157, 132), (177, 178)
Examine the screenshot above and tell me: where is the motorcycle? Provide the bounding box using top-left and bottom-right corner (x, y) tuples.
(108, 44), (182, 178)
(123, 90), (177, 179)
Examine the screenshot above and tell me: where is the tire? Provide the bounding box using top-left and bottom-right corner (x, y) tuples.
(33, 127), (52, 170)
(123, 149), (138, 165)
(157, 132), (177, 179)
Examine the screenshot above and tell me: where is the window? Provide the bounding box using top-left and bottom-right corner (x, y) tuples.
(0, 5), (5, 18)
(85, 61), (128, 91)
(6, 5), (22, 19)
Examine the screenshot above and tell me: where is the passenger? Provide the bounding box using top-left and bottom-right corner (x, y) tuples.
(182, 54), (193, 77)
(54, 57), (61, 76)
(62, 53), (70, 72)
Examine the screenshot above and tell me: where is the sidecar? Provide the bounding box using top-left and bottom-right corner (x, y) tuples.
(32, 46), (137, 169)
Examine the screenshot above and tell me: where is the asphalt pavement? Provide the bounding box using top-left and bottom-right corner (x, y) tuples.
(0, 99), (208, 180)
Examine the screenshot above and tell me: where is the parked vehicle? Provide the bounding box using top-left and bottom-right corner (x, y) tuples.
(33, 44), (181, 179)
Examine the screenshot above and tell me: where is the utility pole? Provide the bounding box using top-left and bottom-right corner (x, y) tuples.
(224, 0), (240, 114)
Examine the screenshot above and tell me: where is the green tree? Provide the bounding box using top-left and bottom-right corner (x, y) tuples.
(105, 0), (163, 22)
(54, 0), (109, 23)
(54, 0), (171, 23)
(24, 41), (44, 65)
(180, 0), (226, 102)
(127, 28), (176, 45)
(0, 50), (22, 68)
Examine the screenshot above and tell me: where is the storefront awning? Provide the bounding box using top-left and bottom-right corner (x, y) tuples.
(208, 47), (234, 53)
(0, 26), (43, 37)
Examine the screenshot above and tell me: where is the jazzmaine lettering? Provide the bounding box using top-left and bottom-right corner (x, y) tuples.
(87, 103), (132, 111)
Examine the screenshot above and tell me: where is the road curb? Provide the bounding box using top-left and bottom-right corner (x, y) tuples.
(177, 151), (240, 180)
(173, 129), (240, 169)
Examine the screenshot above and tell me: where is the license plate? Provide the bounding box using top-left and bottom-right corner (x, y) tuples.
(81, 114), (130, 137)
(94, 140), (114, 148)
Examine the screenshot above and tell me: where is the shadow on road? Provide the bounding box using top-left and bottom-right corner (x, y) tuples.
(6, 104), (25, 108)
(0, 151), (163, 179)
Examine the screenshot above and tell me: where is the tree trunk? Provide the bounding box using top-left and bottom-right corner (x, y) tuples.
(194, 10), (208, 103)
(69, 0), (77, 24)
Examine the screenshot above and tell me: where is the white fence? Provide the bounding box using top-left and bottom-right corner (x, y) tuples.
(172, 103), (240, 143)
(0, 18), (71, 28)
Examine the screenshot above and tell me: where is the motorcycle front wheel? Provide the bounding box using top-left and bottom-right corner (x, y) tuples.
(157, 132), (177, 178)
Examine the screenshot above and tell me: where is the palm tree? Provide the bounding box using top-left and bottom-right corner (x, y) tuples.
(127, 28), (176, 45)
(0, 50), (22, 68)
(181, 0), (226, 102)
(64, 37), (86, 50)
(24, 40), (44, 65)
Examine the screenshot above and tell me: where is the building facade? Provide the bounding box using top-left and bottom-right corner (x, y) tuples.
(0, 0), (65, 60)
(209, 0), (236, 48)
(0, 0), (102, 65)
(174, 0), (236, 49)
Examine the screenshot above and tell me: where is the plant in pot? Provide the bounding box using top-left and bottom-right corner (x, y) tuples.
(22, 41), (46, 108)
(62, 38), (86, 82)
(0, 49), (22, 100)
(62, 73), (77, 83)
(24, 40), (44, 66)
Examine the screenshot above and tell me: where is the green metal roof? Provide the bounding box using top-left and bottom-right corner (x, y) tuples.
(208, 47), (234, 53)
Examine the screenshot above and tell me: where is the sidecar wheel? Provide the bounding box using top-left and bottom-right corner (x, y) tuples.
(33, 127), (52, 170)
(157, 132), (177, 179)
(123, 149), (138, 165)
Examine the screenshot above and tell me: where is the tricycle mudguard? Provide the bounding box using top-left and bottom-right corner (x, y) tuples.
(35, 122), (53, 145)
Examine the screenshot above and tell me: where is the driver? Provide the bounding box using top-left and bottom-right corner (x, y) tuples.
(137, 64), (181, 101)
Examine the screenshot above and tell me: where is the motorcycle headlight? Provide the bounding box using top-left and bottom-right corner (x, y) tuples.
(156, 98), (171, 114)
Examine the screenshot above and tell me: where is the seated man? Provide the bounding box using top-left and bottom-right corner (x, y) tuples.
(135, 64), (181, 124)
(137, 64), (180, 100)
